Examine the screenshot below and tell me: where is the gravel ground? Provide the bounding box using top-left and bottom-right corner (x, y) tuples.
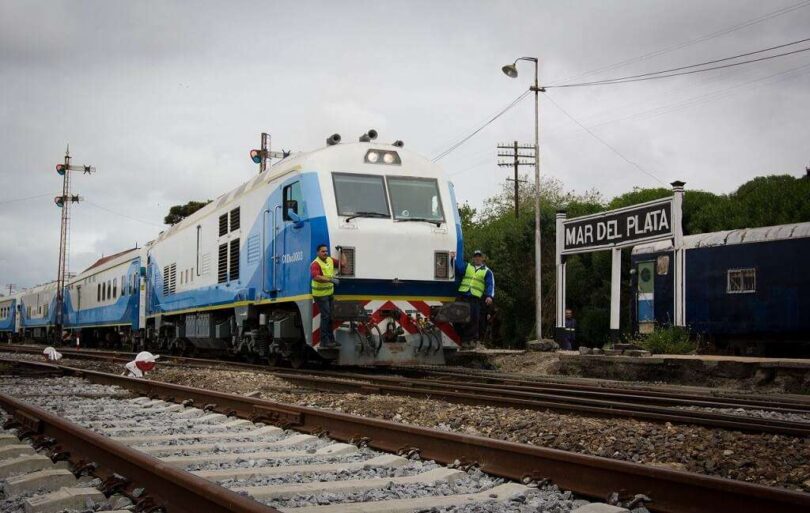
(2, 356), (808, 492)
(677, 406), (810, 424)
(0, 375), (643, 513)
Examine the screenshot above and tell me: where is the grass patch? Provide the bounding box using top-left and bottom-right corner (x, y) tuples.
(636, 326), (698, 355)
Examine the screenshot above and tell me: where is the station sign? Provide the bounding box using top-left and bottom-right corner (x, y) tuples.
(561, 197), (673, 254)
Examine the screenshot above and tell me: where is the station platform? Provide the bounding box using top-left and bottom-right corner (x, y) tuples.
(557, 351), (810, 393)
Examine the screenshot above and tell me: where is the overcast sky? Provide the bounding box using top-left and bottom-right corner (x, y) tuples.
(1, 0), (808, 291)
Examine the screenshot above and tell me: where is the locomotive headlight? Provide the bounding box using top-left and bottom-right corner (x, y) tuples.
(364, 150), (401, 165)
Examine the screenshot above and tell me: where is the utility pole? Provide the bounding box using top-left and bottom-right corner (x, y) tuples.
(6, 284), (15, 297)
(54, 146), (95, 340)
(497, 141), (535, 218)
(250, 133), (290, 173)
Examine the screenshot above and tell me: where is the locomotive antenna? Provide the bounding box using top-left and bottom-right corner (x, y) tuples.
(54, 145), (95, 341)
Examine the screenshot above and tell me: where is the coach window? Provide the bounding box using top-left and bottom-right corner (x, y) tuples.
(113, 278), (117, 298)
(97, 283), (101, 301)
(331, 173), (389, 219)
(727, 268), (756, 294)
(282, 181), (304, 221)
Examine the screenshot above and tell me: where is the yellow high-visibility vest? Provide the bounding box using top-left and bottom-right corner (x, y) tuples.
(458, 264), (487, 298)
(311, 257), (335, 297)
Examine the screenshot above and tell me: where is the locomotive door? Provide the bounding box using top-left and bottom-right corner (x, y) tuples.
(263, 204), (281, 294)
(637, 261), (655, 333)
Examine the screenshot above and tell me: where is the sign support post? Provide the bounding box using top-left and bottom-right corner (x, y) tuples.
(671, 181), (686, 327)
(610, 247), (622, 341)
(555, 210), (567, 341)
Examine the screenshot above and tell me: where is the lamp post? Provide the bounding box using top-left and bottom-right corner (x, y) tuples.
(502, 57), (544, 341)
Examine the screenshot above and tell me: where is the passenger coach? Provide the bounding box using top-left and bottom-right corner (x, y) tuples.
(631, 222), (810, 353)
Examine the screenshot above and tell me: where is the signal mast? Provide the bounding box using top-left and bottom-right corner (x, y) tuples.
(54, 146), (95, 340)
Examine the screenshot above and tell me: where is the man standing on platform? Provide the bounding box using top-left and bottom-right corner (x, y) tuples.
(453, 249), (495, 348)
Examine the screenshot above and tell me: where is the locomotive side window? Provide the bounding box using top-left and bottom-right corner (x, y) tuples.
(387, 176), (444, 222)
(283, 181), (303, 221)
(332, 173), (390, 218)
(727, 268), (756, 294)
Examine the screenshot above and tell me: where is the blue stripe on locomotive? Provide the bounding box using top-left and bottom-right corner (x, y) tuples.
(685, 238), (810, 335)
(149, 172), (324, 314)
(0, 300), (15, 332)
(63, 259), (141, 329)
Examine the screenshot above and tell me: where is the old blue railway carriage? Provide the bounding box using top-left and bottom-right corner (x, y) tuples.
(631, 222), (810, 352)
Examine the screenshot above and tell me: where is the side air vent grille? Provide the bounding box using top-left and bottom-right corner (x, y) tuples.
(229, 239), (240, 281)
(218, 243), (228, 283)
(230, 207), (240, 232)
(219, 214), (228, 236)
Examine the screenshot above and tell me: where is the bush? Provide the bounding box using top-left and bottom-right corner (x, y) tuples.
(636, 326), (697, 355)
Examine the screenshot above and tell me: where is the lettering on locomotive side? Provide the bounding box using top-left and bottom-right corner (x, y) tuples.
(281, 251), (304, 264)
(563, 199), (673, 253)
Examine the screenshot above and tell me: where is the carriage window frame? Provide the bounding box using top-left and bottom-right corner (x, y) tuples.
(385, 175), (445, 223)
(331, 172), (391, 218)
(727, 268), (756, 294)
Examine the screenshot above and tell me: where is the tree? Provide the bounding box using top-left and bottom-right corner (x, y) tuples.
(164, 200), (212, 225)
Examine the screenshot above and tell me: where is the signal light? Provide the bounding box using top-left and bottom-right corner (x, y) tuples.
(56, 164), (67, 175)
(250, 149), (263, 164)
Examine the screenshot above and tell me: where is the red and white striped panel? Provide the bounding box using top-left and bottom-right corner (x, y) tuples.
(311, 299), (460, 347)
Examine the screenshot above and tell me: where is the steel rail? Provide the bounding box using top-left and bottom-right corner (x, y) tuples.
(2, 345), (808, 435)
(268, 372), (810, 436)
(4, 344), (809, 411)
(3, 358), (807, 513)
(0, 390), (280, 513)
(398, 367), (810, 409)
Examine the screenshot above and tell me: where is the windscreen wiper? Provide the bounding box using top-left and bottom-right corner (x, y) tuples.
(395, 217), (443, 227)
(345, 211), (389, 222)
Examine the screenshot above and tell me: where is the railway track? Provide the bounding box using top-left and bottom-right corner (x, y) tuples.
(1, 345), (809, 437)
(0, 358), (808, 513)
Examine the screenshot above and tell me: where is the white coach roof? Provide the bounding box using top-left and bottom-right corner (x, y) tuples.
(632, 221), (810, 255)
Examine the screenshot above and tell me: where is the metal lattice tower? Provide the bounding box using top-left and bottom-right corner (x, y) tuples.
(54, 146), (94, 338)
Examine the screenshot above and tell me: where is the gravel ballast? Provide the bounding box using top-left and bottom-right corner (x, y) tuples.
(1, 355), (808, 492)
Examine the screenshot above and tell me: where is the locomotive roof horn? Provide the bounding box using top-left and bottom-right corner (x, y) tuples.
(326, 133), (342, 146)
(359, 129), (378, 142)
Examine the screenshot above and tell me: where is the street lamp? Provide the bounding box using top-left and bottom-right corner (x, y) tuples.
(502, 56), (544, 342)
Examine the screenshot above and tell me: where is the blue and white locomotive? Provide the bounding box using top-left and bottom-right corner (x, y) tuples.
(2, 131), (468, 366)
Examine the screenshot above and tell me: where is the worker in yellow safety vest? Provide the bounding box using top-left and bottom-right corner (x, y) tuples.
(310, 244), (347, 349)
(452, 249), (495, 348)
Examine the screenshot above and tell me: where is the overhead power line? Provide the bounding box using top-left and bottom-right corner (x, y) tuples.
(545, 39), (810, 89)
(542, 92), (666, 186)
(84, 201), (164, 228)
(432, 90), (531, 162)
(549, 0), (810, 85)
(0, 193), (52, 206)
